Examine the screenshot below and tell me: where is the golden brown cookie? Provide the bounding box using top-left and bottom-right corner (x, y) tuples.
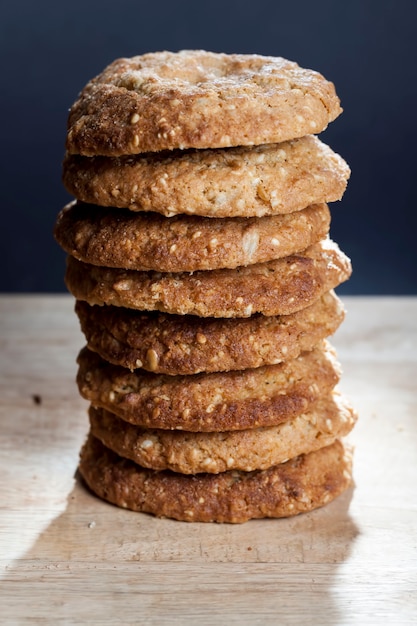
(76, 340), (341, 432)
(78, 435), (353, 522)
(75, 289), (345, 375)
(62, 136), (349, 218)
(54, 201), (331, 272)
(89, 392), (357, 474)
(65, 239), (351, 318)
(66, 50), (342, 156)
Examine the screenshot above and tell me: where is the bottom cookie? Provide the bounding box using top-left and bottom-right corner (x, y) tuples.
(78, 435), (353, 523)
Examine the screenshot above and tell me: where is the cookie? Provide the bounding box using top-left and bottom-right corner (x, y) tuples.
(62, 136), (349, 218)
(88, 391), (356, 474)
(66, 50), (342, 156)
(55, 201), (331, 272)
(76, 340), (341, 432)
(78, 435), (353, 522)
(75, 289), (345, 375)
(65, 239), (352, 318)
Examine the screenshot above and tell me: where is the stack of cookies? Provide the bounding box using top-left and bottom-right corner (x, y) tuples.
(55, 50), (357, 523)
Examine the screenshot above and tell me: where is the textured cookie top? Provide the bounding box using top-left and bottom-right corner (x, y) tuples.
(65, 239), (352, 318)
(66, 50), (342, 156)
(88, 392), (357, 474)
(76, 341), (341, 431)
(55, 201), (330, 272)
(63, 135), (350, 218)
(75, 290), (345, 375)
(78, 436), (353, 523)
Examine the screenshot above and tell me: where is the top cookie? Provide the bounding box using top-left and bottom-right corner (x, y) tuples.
(66, 50), (342, 156)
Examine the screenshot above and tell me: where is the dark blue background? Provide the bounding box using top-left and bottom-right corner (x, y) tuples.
(1, 0), (416, 294)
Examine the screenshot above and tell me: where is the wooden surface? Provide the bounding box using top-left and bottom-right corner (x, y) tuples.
(0, 295), (416, 625)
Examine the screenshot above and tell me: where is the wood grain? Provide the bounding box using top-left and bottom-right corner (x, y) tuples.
(0, 295), (416, 624)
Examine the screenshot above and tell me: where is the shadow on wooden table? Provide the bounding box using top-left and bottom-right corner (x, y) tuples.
(1, 472), (360, 623)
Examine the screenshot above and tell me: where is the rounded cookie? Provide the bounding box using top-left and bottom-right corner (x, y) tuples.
(62, 136), (349, 218)
(54, 201), (330, 272)
(89, 392), (357, 473)
(66, 50), (342, 156)
(65, 239), (352, 318)
(75, 290), (345, 375)
(76, 341), (341, 432)
(78, 436), (353, 523)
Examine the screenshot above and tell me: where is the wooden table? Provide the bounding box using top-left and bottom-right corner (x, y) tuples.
(0, 295), (416, 625)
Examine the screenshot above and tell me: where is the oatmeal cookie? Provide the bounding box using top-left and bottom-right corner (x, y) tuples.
(62, 136), (349, 218)
(55, 201), (330, 272)
(66, 50), (342, 156)
(78, 436), (353, 522)
(75, 290), (345, 375)
(54, 203), (330, 272)
(65, 239), (352, 318)
(88, 392), (357, 473)
(76, 340), (341, 431)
